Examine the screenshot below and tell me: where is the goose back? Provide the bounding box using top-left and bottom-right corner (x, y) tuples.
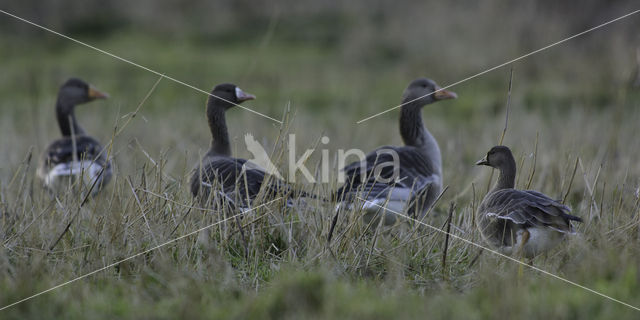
(477, 188), (581, 236)
(336, 145), (442, 217)
(38, 135), (112, 195)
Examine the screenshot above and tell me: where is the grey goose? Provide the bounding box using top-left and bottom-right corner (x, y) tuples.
(190, 83), (301, 210)
(475, 145), (582, 258)
(37, 78), (112, 196)
(331, 78), (457, 237)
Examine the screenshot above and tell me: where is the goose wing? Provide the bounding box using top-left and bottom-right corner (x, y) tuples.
(191, 156), (293, 202)
(337, 145), (439, 199)
(480, 189), (582, 233)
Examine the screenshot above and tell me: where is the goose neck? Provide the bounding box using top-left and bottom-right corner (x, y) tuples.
(399, 103), (441, 170)
(207, 105), (231, 156)
(399, 103), (428, 147)
(494, 159), (517, 190)
(56, 100), (84, 136)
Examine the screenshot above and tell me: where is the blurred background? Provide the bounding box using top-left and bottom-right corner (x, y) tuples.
(2, 1), (639, 111)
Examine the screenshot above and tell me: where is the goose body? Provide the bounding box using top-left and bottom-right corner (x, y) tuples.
(190, 84), (297, 210)
(334, 78), (456, 226)
(38, 78), (111, 196)
(476, 146), (582, 258)
(191, 154), (294, 210)
(337, 145), (443, 225)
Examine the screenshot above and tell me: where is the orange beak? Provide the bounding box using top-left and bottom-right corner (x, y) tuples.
(433, 86), (457, 100)
(88, 85), (109, 99)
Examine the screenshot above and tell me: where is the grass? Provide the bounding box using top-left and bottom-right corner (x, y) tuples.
(2, 4), (640, 318)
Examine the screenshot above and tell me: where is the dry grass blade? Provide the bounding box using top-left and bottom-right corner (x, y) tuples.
(47, 204), (78, 252)
(116, 76), (163, 136)
(487, 68), (514, 193)
(562, 157), (580, 204)
(526, 132), (539, 190)
(126, 176), (159, 246)
(441, 202), (456, 280)
(499, 68), (514, 146)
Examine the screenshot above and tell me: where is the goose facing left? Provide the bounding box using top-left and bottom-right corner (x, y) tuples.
(37, 78), (112, 196)
(475, 146), (582, 258)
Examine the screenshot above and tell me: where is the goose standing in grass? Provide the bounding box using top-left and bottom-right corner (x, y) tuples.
(190, 83), (299, 210)
(37, 78), (111, 196)
(330, 78), (457, 237)
(475, 146), (582, 258)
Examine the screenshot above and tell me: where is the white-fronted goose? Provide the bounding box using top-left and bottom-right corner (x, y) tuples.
(333, 78), (457, 228)
(190, 83), (298, 210)
(37, 78), (112, 196)
(475, 146), (582, 258)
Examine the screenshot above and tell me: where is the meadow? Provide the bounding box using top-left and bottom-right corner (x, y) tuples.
(1, 1), (640, 319)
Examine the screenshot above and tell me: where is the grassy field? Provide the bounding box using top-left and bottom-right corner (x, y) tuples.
(2, 2), (640, 319)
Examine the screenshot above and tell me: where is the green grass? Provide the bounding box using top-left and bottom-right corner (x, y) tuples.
(2, 7), (640, 319)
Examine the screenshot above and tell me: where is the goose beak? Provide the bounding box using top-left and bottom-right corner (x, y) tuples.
(88, 86), (109, 99)
(475, 156), (489, 166)
(433, 87), (457, 100)
(235, 87), (256, 102)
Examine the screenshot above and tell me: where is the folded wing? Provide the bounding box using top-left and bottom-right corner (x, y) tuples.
(480, 189), (582, 233)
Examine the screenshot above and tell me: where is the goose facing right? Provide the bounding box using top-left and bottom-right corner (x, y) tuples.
(190, 83), (301, 211)
(475, 146), (582, 258)
(37, 78), (112, 196)
(332, 78), (457, 231)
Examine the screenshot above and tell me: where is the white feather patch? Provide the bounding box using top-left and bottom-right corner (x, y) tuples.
(44, 161), (104, 188)
(518, 227), (564, 257)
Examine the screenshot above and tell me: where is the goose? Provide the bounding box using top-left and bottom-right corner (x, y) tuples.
(331, 78), (457, 233)
(190, 83), (299, 210)
(37, 78), (112, 196)
(475, 145), (582, 258)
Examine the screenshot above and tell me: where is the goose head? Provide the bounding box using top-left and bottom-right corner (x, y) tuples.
(57, 78), (109, 110)
(476, 145), (514, 169)
(207, 83), (256, 111)
(401, 78), (457, 107)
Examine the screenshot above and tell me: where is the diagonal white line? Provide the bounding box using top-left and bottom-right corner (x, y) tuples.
(355, 197), (640, 312)
(356, 9), (640, 124)
(0, 197), (283, 312)
(0, 9), (282, 124)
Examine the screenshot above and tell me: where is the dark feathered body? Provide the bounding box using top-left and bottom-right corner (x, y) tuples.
(335, 144), (442, 221)
(38, 78), (111, 196)
(334, 78), (456, 226)
(38, 135), (112, 194)
(477, 188), (582, 257)
(190, 154), (296, 209)
(190, 84), (300, 210)
(476, 146), (582, 258)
